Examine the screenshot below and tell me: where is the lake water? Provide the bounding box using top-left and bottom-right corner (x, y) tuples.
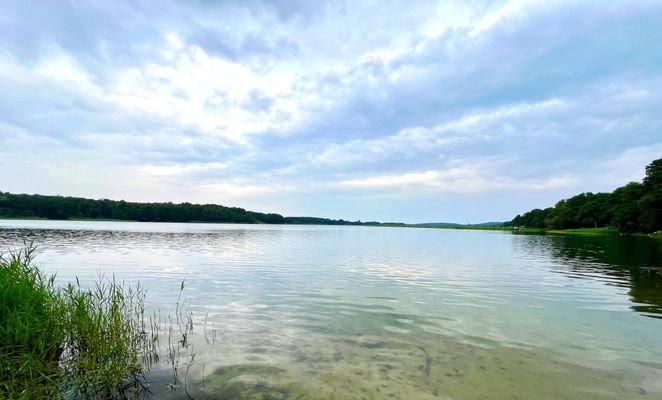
(1, 220), (661, 399)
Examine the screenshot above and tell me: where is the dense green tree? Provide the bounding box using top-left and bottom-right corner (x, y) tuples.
(511, 208), (552, 228)
(0, 193), (285, 224)
(282, 216), (395, 226)
(510, 157), (662, 234)
(609, 182), (645, 233)
(0, 193), (392, 226)
(639, 158), (662, 232)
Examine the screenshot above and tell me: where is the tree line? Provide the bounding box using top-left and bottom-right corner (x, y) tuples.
(509, 157), (662, 234)
(0, 192), (402, 226)
(0, 193), (285, 224)
(283, 216), (404, 226)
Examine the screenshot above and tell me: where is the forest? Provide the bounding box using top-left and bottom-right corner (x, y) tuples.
(0, 193), (285, 224)
(0, 193), (395, 226)
(509, 157), (662, 233)
(283, 216), (402, 226)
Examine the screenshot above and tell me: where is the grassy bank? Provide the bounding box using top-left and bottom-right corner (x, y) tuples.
(544, 227), (617, 235)
(421, 224), (662, 238)
(0, 246), (157, 399)
(517, 226), (662, 238)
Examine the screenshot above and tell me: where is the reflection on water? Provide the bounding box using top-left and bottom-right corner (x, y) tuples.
(514, 233), (662, 318)
(0, 220), (661, 399)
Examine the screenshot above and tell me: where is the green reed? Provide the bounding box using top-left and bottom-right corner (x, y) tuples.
(59, 276), (157, 399)
(0, 246), (64, 399)
(0, 245), (159, 399)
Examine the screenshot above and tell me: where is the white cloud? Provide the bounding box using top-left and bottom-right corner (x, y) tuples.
(592, 143), (662, 186)
(338, 165), (576, 193)
(191, 182), (288, 198)
(471, 0), (547, 36)
(35, 53), (96, 88)
(308, 98), (566, 168)
(108, 35), (323, 142)
(341, 170), (443, 188)
(139, 162), (229, 177)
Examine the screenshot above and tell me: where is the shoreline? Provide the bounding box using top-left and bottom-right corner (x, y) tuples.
(1, 217), (660, 239)
(415, 224), (662, 239)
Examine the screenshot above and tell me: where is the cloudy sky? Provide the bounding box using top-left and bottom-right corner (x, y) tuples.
(1, 1), (661, 223)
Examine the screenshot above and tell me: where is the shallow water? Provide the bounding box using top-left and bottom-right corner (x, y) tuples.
(1, 220), (661, 399)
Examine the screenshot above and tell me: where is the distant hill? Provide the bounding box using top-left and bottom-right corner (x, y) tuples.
(414, 222), (462, 227)
(471, 222), (507, 227)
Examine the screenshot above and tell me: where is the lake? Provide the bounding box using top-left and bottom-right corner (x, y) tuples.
(1, 220), (661, 399)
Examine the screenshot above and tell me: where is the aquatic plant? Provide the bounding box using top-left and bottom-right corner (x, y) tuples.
(0, 245), (158, 399)
(0, 246), (64, 398)
(59, 277), (157, 399)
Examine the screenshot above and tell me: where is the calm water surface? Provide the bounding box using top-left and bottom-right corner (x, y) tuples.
(1, 220), (661, 399)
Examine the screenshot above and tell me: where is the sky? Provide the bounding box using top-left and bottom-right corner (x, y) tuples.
(1, 0), (661, 223)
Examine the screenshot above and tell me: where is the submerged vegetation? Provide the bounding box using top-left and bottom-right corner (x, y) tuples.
(0, 245), (158, 399)
(509, 157), (662, 234)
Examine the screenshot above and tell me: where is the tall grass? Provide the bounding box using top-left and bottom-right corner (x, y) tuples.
(0, 246), (64, 398)
(0, 246), (158, 399)
(59, 277), (157, 399)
